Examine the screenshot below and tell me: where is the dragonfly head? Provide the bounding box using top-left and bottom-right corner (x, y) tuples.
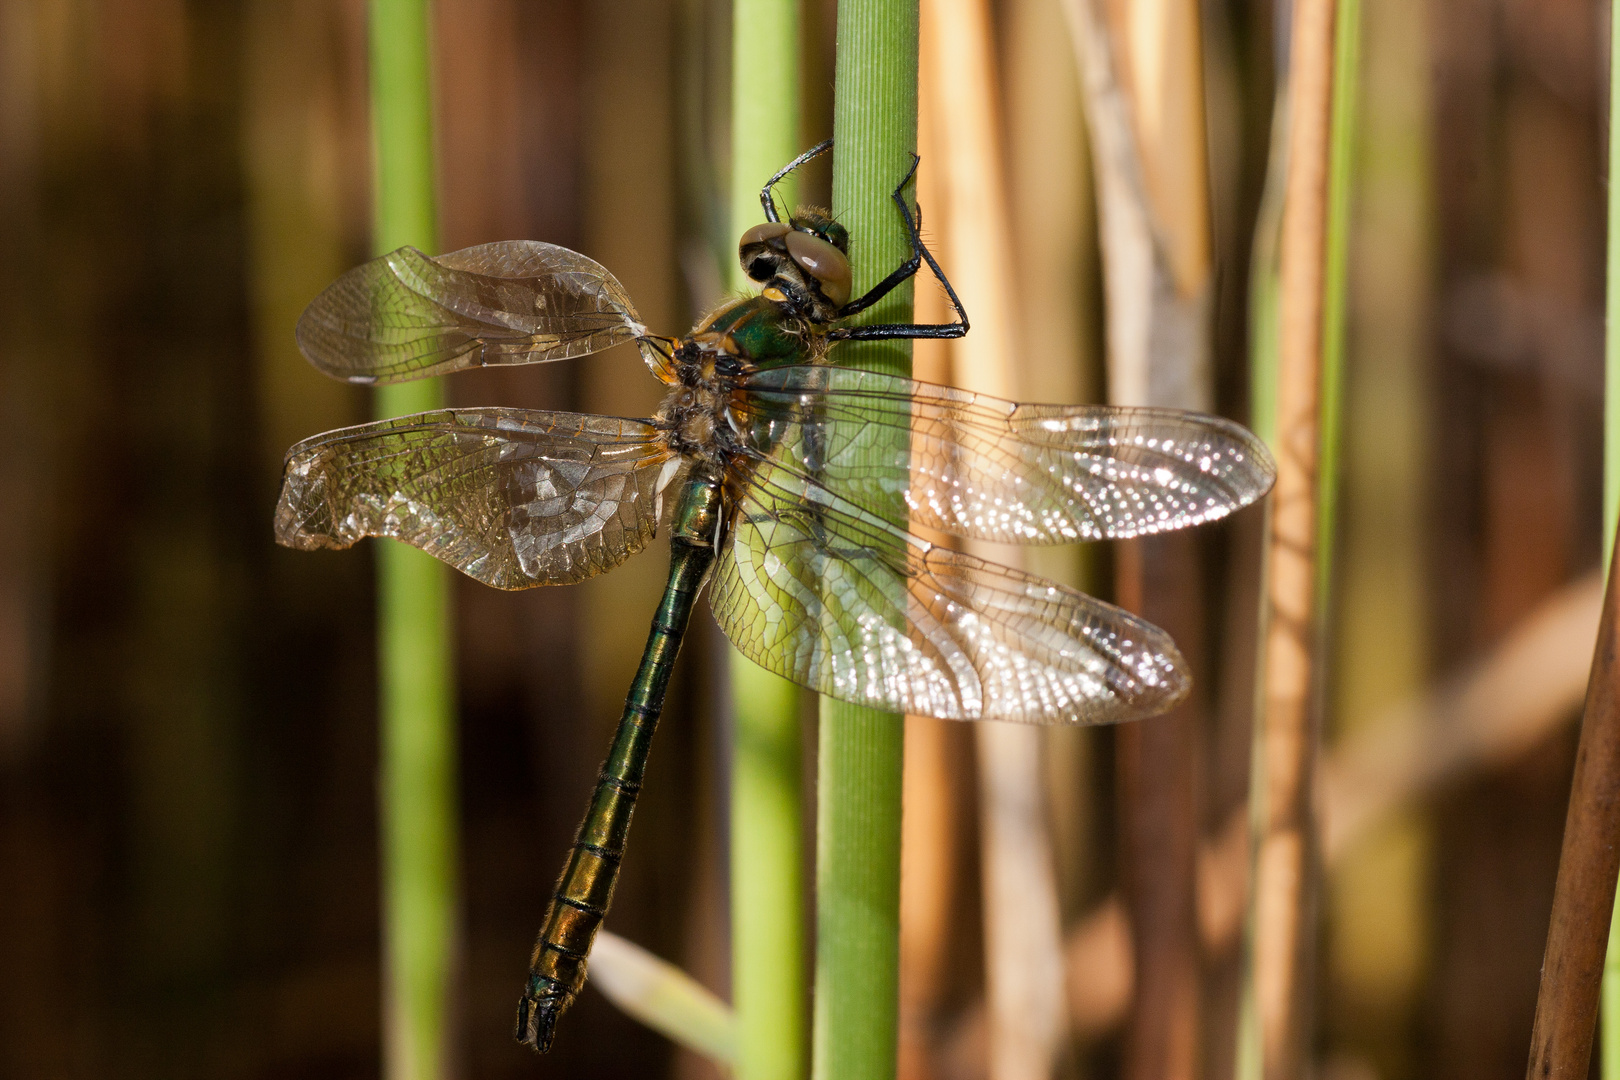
(738, 210), (852, 322)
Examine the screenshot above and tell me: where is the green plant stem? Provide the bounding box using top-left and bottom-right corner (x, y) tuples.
(1601, 0), (1620, 1065)
(1234, 79), (1288, 1080)
(368, 4), (458, 1079)
(1315, 0), (1360, 613)
(729, 6), (806, 1080)
(729, 661), (805, 1078)
(812, 6), (917, 1080)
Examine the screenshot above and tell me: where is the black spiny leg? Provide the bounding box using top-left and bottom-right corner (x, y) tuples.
(829, 154), (970, 342)
(760, 138), (834, 223)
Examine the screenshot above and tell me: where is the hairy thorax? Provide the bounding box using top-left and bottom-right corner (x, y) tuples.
(654, 294), (826, 466)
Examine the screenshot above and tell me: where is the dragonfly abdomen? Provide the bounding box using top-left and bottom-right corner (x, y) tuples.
(515, 471), (724, 1054)
(513, 775), (637, 1051)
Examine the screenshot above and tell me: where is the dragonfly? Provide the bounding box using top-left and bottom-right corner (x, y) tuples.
(274, 141), (1276, 1054)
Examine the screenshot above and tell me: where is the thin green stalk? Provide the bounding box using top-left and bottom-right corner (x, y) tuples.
(812, 6), (917, 1080)
(728, 664), (804, 1079)
(1601, 0), (1620, 1067)
(1315, 0), (1361, 619)
(729, 7), (805, 1080)
(1234, 82), (1288, 1080)
(368, 5), (458, 1080)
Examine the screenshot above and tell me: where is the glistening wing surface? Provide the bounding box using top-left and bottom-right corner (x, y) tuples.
(735, 365), (1276, 545)
(709, 456), (1189, 725)
(276, 408), (678, 589)
(296, 241), (648, 384)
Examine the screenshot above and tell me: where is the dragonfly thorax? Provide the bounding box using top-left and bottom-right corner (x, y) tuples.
(656, 337), (743, 465)
(690, 294), (823, 367)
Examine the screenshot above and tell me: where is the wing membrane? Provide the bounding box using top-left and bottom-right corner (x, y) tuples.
(710, 458), (1188, 724)
(296, 241), (648, 384)
(276, 408), (678, 588)
(736, 366), (1275, 544)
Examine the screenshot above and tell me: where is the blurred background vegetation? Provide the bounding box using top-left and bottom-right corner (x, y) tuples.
(0, 1), (1607, 1079)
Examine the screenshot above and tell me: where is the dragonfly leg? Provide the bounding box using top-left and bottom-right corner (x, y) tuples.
(830, 154), (970, 341)
(760, 138), (835, 223)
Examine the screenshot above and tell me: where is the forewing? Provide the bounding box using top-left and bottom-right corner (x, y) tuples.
(296, 241), (648, 384)
(276, 408), (679, 588)
(710, 459), (1188, 724)
(736, 366), (1276, 543)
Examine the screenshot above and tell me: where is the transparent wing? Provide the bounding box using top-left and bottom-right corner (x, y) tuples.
(735, 365), (1276, 544)
(276, 408), (680, 589)
(710, 457), (1188, 724)
(295, 241), (648, 384)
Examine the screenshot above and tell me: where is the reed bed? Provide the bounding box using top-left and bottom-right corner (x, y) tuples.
(2, 3), (1616, 1080)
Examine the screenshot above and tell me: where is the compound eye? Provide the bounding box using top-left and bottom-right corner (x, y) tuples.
(739, 221), (791, 246)
(738, 221), (792, 281)
(785, 229), (852, 308)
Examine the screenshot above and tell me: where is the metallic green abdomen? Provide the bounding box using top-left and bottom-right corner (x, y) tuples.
(514, 471), (723, 1053)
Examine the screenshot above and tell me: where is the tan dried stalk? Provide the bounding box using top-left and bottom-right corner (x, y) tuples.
(1057, 3), (1213, 1079)
(919, 2), (1070, 1079)
(1248, 1), (1337, 1075)
(1527, 552), (1620, 1076)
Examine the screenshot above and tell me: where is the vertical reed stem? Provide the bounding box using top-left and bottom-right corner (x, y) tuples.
(1241, 0), (1345, 1076)
(368, 4), (458, 1078)
(1065, 3), (1215, 1076)
(730, 7), (805, 1079)
(1606, 2), (1620, 574)
(812, 5), (917, 1080)
(919, 2), (1069, 1076)
(1527, 537), (1620, 1077)
(729, 7), (808, 1032)
(1315, 0), (1361, 614)
(728, 663), (804, 1080)
(1601, 0), (1620, 1067)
